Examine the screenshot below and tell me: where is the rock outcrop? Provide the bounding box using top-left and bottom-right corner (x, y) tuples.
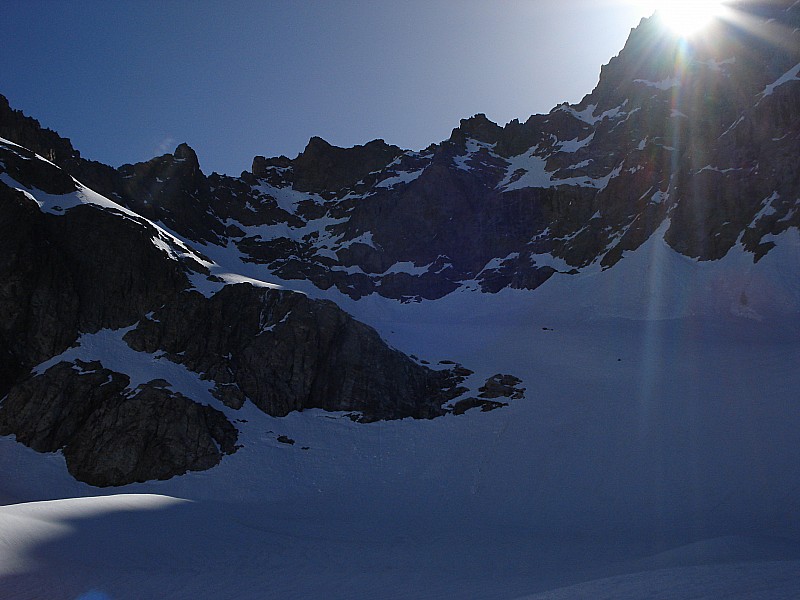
(0, 360), (237, 486)
(451, 374), (525, 415)
(124, 284), (465, 421)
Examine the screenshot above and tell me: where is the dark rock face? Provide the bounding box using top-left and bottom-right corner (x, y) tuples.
(124, 284), (465, 421)
(0, 138), (76, 195)
(0, 184), (80, 376)
(0, 153), (196, 382)
(0, 360), (237, 487)
(255, 136), (405, 194)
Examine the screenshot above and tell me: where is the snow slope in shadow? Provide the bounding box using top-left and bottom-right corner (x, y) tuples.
(1, 225), (798, 599)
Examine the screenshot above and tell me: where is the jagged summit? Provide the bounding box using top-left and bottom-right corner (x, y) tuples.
(449, 114), (504, 146)
(249, 135), (404, 194)
(172, 142), (200, 166)
(2, 2), (798, 306)
(0, 93), (82, 164)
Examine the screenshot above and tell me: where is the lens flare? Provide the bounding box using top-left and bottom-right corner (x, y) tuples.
(653, 1), (727, 36)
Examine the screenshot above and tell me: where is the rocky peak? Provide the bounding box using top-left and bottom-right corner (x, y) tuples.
(449, 113), (504, 146)
(0, 93), (81, 165)
(173, 142), (200, 169)
(120, 143), (202, 179)
(302, 135), (334, 155)
(291, 136), (404, 193)
(115, 145), (225, 244)
(0, 95), (128, 201)
(586, 3), (799, 115)
(251, 154), (291, 175)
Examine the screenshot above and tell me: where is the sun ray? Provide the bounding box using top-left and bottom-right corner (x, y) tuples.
(657, 1), (728, 36)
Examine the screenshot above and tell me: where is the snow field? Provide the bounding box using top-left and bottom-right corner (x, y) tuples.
(1, 151), (799, 597)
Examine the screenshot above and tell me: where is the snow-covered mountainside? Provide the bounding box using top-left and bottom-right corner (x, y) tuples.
(0, 2), (799, 599)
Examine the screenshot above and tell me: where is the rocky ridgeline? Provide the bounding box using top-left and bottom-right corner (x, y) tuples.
(2, 2), (796, 302)
(61, 5), (800, 299)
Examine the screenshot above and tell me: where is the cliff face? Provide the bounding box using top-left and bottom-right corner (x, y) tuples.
(123, 284), (462, 421)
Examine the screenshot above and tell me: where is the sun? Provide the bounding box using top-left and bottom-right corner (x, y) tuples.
(651, 1), (728, 36)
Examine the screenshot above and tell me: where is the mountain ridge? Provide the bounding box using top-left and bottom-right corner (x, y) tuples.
(0, 2), (798, 486)
(3, 4), (789, 304)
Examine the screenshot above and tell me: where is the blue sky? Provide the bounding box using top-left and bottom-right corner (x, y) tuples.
(2, 1), (655, 175)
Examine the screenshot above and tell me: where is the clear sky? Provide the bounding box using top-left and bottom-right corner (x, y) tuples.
(1, 0), (658, 175)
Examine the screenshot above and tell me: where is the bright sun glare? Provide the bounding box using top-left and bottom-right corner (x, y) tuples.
(649, 1), (728, 36)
